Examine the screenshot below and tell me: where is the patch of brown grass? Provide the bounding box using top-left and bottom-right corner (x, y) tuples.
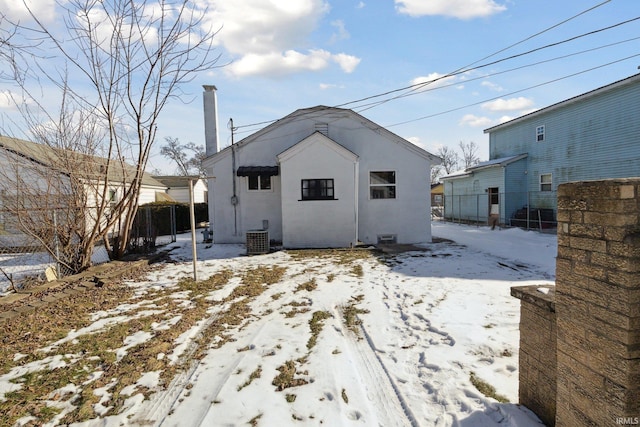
(470, 372), (509, 403)
(294, 278), (317, 293)
(237, 366), (262, 391)
(342, 295), (369, 336)
(272, 360), (308, 391)
(307, 311), (331, 350)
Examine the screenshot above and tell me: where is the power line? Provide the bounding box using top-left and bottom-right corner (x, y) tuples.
(386, 53), (640, 128)
(348, 15), (640, 113)
(351, 35), (640, 112)
(232, 1), (623, 131)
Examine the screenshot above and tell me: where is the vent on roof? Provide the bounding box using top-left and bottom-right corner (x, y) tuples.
(315, 122), (328, 136)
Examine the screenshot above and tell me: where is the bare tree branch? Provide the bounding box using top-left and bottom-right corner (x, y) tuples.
(459, 140), (480, 169)
(436, 146), (460, 175)
(0, 0), (221, 270)
(160, 137), (205, 176)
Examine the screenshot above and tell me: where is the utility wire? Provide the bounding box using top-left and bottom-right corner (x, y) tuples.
(232, 0), (619, 131)
(350, 15), (640, 113)
(349, 36), (640, 112)
(386, 53), (640, 128)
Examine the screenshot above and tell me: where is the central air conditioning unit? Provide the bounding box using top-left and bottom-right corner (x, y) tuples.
(246, 230), (269, 255)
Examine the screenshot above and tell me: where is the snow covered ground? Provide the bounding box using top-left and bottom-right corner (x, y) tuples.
(2, 221), (557, 426)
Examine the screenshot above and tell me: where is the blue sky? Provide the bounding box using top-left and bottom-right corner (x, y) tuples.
(1, 0), (639, 173)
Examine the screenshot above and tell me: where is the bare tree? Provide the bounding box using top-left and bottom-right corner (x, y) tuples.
(436, 146), (460, 175)
(459, 140), (480, 169)
(1, 0), (220, 269)
(160, 137), (206, 176)
(431, 165), (442, 184)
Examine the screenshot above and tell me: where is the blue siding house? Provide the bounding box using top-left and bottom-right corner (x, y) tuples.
(442, 73), (640, 228)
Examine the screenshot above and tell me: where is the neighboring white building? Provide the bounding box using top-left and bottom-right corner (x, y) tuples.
(153, 176), (208, 204)
(0, 135), (168, 233)
(202, 86), (441, 248)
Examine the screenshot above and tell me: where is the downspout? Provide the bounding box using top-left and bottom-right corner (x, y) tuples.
(353, 160), (359, 246)
(229, 118), (238, 236)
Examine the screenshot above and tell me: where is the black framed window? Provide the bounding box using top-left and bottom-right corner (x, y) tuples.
(370, 171), (396, 199)
(248, 175), (272, 190)
(301, 179), (334, 200)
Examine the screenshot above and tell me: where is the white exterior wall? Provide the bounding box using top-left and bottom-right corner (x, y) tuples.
(278, 133), (358, 248)
(138, 186), (164, 205)
(205, 108), (434, 246)
(346, 131), (431, 244)
(206, 148), (283, 244)
(167, 180), (207, 204)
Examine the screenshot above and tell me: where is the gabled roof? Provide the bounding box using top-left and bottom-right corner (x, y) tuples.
(0, 135), (166, 188)
(440, 154), (527, 181)
(484, 73), (640, 133)
(209, 106), (441, 164)
(277, 131), (358, 163)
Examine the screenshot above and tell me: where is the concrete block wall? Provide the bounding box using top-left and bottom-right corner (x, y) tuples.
(511, 285), (557, 427)
(554, 178), (640, 426)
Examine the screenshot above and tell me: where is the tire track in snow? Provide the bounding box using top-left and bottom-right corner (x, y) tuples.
(134, 312), (224, 426)
(140, 315), (269, 426)
(338, 305), (420, 427)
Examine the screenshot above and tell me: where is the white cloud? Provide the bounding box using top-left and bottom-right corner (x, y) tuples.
(208, 0), (329, 54)
(481, 81), (503, 91)
(459, 114), (492, 127)
(227, 49), (329, 77)
(405, 136), (429, 150)
(206, 0), (360, 77)
(395, 0), (506, 19)
(330, 20), (350, 43)
(0, 0), (56, 22)
(226, 50), (361, 77)
(357, 2), (366, 9)
(482, 97), (534, 112)
(0, 91), (17, 110)
(410, 72), (457, 91)
(333, 53), (361, 73)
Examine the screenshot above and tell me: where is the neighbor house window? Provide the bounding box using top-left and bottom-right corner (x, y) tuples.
(248, 175), (271, 191)
(536, 125), (545, 142)
(301, 179), (334, 200)
(108, 189), (118, 204)
(540, 173), (552, 191)
(370, 171), (396, 199)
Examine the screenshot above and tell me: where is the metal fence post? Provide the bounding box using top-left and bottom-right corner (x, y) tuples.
(53, 209), (61, 279)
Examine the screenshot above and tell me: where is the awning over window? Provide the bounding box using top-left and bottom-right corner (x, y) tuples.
(236, 166), (279, 177)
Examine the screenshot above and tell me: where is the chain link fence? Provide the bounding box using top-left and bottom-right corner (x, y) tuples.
(440, 190), (558, 231)
(0, 202), (208, 294)
(0, 206), (114, 294)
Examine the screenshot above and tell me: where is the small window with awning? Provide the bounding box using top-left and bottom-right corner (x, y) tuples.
(236, 166), (279, 191)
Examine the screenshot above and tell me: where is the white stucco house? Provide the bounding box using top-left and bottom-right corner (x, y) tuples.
(202, 86), (441, 248)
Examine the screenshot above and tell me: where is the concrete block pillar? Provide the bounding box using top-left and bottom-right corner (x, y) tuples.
(555, 178), (640, 426)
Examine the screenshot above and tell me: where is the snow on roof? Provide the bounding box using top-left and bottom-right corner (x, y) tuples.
(440, 154), (528, 180)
